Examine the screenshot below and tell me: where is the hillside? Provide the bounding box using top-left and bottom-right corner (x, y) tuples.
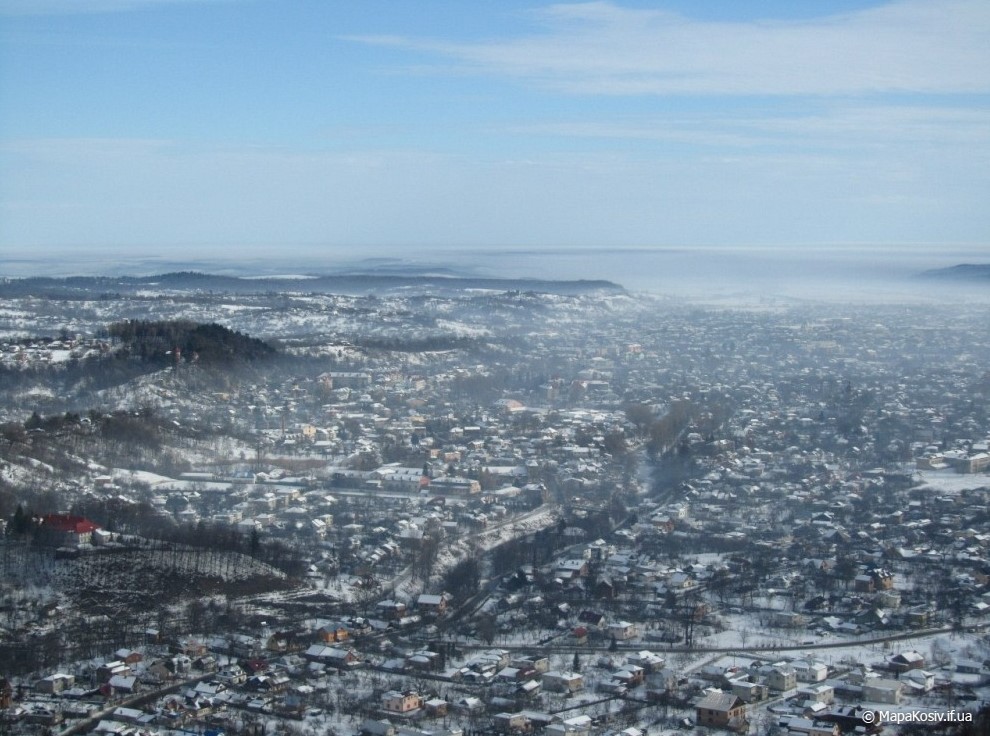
(0, 320), (281, 420)
(918, 263), (990, 282)
(0, 538), (293, 675)
(108, 319), (277, 366)
(0, 271), (626, 299)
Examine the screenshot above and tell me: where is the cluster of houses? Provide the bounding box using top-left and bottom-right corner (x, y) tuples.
(690, 645), (986, 735)
(119, 297), (990, 635)
(4, 288), (990, 735)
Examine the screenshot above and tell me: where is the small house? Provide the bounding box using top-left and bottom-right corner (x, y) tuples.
(862, 679), (903, 705)
(696, 691), (747, 730)
(542, 671), (584, 693)
(381, 690), (423, 715)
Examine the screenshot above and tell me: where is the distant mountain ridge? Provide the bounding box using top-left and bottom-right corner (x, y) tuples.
(0, 271), (625, 298)
(918, 263), (990, 282)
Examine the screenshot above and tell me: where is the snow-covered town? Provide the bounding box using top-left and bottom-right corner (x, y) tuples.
(1, 275), (989, 736)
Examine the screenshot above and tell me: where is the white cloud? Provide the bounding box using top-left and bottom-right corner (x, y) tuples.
(346, 0), (990, 96)
(748, 106), (990, 147)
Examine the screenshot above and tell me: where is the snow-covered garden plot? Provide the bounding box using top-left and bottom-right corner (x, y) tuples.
(0, 539), (290, 624)
(914, 470), (990, 494)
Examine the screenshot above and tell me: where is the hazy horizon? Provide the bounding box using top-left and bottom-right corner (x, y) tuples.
(2, 243), (987, 305)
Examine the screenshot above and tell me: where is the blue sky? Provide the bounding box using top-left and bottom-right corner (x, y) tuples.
(1, 0), (988, 259)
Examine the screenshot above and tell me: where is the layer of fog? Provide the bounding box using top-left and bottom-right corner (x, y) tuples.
(2, 244), (987, 305)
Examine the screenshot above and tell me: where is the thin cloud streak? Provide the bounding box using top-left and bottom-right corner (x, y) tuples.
(510, 106), (990, 149)
(345, 0), (990, 96)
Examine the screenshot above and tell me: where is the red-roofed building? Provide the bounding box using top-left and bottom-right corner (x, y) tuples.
(39, 515), (99, 547)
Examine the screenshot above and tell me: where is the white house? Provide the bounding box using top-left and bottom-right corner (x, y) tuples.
(542, 671), (584, 693)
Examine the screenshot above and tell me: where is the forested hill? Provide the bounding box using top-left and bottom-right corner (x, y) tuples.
(918, 263), (990, 282)
(0, 271), (625, 298)
(108, 320), (277, 366)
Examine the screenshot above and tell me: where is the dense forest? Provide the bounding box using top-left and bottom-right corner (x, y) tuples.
(106, 319), (277, 366)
